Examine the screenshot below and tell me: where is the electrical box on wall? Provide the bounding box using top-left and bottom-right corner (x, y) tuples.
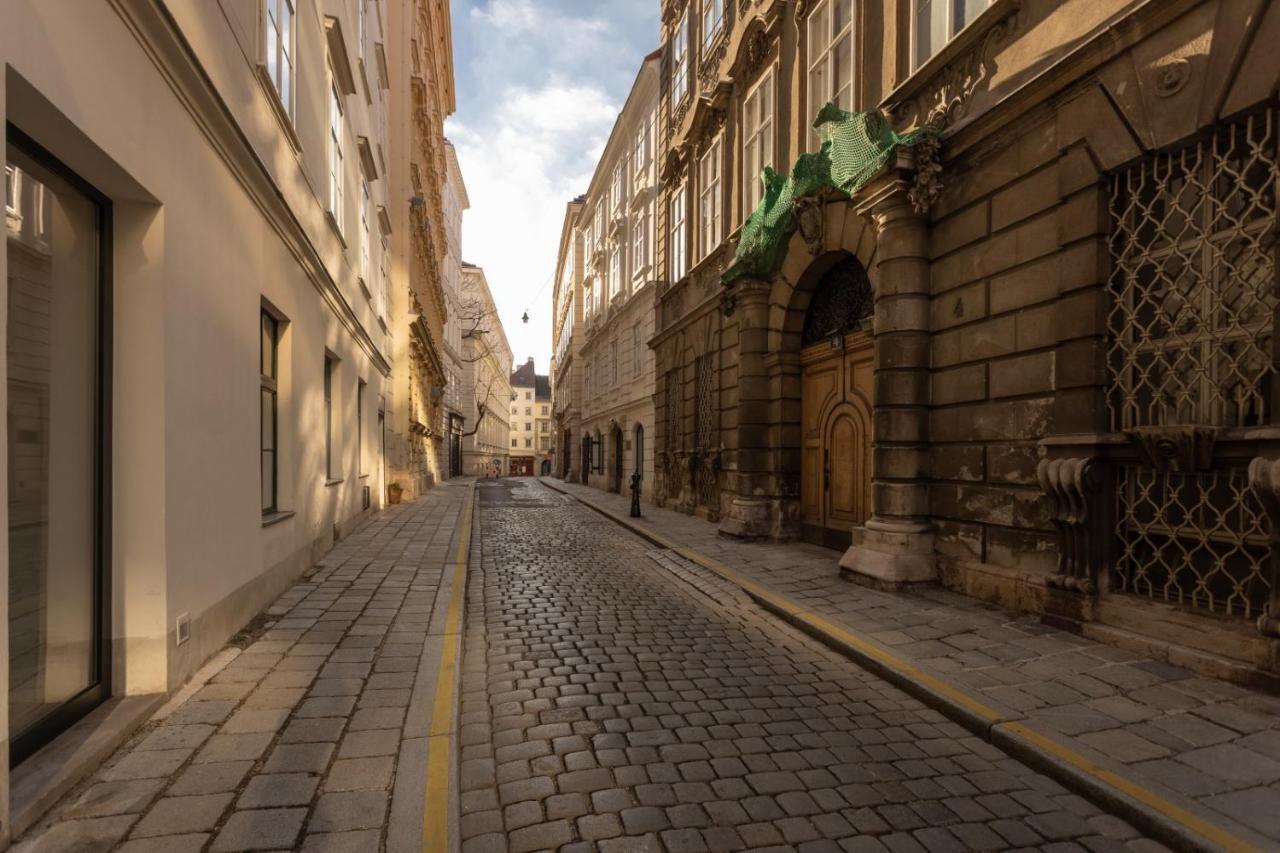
(176, 612), (191, 646)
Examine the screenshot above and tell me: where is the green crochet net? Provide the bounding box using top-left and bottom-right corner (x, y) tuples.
(722, 104), (935, 285)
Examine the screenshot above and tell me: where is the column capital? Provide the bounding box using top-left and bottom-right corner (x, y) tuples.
(854, 150), (925, 234)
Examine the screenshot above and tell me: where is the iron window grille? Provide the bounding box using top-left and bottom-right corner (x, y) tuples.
(1106, 106), (1277, 619)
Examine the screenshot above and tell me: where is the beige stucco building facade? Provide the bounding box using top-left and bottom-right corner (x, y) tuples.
(460, 264), (513, 477)
(0, 0), (447, 835)
(576, 53), (662, 501)
(441, 141), (470, 479)
(551, 198), (586, 482)
(508, 359), (552, 476)
(652, 0), (1280, 683)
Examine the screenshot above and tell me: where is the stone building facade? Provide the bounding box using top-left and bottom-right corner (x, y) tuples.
(508, 358), (553, 476)
(441, 141), (470, 479)
(653, 0), (1280, 680)
(577, 54), (662, 501)
(385, 0), (455, 498)
(0, 0), (437, 833)
(461, 264), (513, 477)
(552, 197), (586, 481)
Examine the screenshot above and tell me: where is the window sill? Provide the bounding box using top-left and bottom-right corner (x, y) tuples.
(255, 65), (303, 154)
(325, 478), (345, 487)
(262, 510), (296, 528)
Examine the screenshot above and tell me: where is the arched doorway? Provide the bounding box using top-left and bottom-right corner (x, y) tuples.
(799, 255), (874, 550)
(540, 459), (551, 476)
(611, 427), (624, 493)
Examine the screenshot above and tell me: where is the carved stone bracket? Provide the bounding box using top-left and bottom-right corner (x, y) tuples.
(1125, 425), (1220, 472)
(1037, 456), (1106, 594)
(1248, 456), (1280, 638)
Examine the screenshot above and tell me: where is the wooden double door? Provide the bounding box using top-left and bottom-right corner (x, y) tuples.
(800, 334), (873, 550)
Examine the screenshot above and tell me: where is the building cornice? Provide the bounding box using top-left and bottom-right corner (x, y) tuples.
(106, 0), (391, 377)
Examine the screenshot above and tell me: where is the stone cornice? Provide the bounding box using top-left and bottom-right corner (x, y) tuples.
(106, 0), (391, 376)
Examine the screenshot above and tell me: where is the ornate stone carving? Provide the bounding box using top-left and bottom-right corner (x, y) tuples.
(1153, 57), (1192, 98)
(742, 27), (770, 78)
(794, 196), (825, 255)
(908, 133), (944, 213)
(1247, 456), (1280, 638)
(1125, 425), (1219, 473)
(700, 37), (729, 96)
(694, 108), (726, 154)
(671, 97), (693, 137)
(1037, 457), (1105, 594)
(887, 1), (1022, 132)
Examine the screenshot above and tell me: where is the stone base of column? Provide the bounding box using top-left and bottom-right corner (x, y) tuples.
(718, 497), (772, 540)
(839, 521), (936, 584)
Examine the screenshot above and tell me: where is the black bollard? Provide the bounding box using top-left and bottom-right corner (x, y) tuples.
(630, 472), (643, 518)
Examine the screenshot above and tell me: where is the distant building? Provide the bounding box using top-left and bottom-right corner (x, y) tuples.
(441, 142), (470, 478)
(460, 264), (513, 477)
(509, 358), (552, 476)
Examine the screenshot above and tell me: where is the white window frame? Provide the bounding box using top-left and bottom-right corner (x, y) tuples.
(806, 0), (854, 148)
(634, 118), (651, 187)
(702, 0), (724, 48)
(4, 165), (18, 215)
(672, 12), (690, 106)
(329, 78), (346, 233)
(742, 68), (776, 213)
(585, 276), (595, 318)
(360, 181), (371, 283)
(265, 0), (296, 118)
(698, 138), (723, 261)
(595, 203), (607, 240)
(632, 209), (649, 273)
(669, 182), (688, 282)
(912, 0), (995, 70)
(612, 162), (627, 210)
(609, 244), (623, 297)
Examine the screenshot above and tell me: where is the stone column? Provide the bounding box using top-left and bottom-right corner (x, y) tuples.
(840, 161), (936, 583)
(720, 278), (774, 539)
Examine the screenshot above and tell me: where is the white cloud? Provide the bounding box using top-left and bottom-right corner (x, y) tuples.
(448, 81), (618, 367)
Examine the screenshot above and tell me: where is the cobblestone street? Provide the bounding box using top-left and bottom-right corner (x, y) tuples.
(458, 479), (1160, 853)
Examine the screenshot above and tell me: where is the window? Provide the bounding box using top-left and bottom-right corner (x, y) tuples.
(699, 139), (723, 260)
(357, 379), (367, 475)
(635, 119), (651, 178)
(609, 245), (622, 296)
(525, 391), (532, 400)
(633, 324), (642, 377)
(585, 279), (594, 318)
(633, 210), (649, 272)
(542, 405), (549, 415)
(584, 221), (595, 259)
(525, 422), (532, 432)
(328, 81), (346, 233)
(357, 0), (366, 58)
(611, 340), (620, 385)
(743, 70), (776, 212)
(261, 310), (281, 514)
(702, 0), (724, 47)
(265, 0), (295, 116)
(525, 407), (532, 415)
(324, 356), (336, 479)
(360, 181), (371, 283)
(4, 164), (16, 214)
(525, 438), (533, 448)
(913, 0), (994, 70)
(672, 12), (690, 105)
(378, 236), (389, 319)
(511, 405), (518, 415)
(669, 182), (688, 281)
(512, 438), (518, 448)
(595, 203), (607, 240)
(541, 421), (549, 432)
(612, 163), (627, 210)
(807, 0), (854, 147)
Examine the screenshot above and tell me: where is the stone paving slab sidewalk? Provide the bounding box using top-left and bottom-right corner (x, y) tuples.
(542, 478), (1280, 850)
(12, 480), (473, 853)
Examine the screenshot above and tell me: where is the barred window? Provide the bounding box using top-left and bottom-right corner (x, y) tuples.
(1107, 107), (1277, 620)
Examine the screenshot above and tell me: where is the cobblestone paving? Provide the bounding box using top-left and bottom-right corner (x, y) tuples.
(13, 481), (470, 853)
(460, 479), (1161, 852)
(547, 478), (1280, 844)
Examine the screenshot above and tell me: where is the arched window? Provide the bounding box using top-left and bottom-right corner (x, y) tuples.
(802, 254), (873, 346)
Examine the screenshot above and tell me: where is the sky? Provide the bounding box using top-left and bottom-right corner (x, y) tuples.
(447, 0), (658, 375)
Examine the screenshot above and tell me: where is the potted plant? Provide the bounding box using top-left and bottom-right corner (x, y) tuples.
(387, 481), (404, 505)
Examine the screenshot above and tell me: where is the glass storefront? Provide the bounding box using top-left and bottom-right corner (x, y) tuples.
(5, 131), (109, 765)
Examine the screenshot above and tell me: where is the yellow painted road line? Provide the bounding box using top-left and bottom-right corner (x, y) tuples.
(422, 484), (475, 853)
(547, 482), (1258, 853)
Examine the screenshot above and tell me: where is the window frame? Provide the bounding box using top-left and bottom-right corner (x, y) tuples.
(360, 181), (371, 284)
(702, 0), (725, 48)
(698, 138), (723, 261)
(911, 0), (995, 71)
(806, 0), (855, 148)
(742, 68), (776, 213)
(609, 243), (623, 297)
(672, 11), (690, 106)
(264, 0), (296, 119)
(324, 355), (336, 480)
(632, 208), (649, 273)
(328, 78), (346, 234)
(261, 309), (281, 515)
(669, 181), (688, 282)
